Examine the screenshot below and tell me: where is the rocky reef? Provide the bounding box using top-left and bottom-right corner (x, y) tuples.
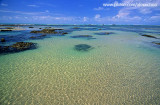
(30, 29), (58, 34)
(0, 42), (37, 54)
(30, 29), (67, 35)
(74, 44), (93, 51)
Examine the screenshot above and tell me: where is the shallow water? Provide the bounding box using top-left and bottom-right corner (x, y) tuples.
(0, 25), (160, 104)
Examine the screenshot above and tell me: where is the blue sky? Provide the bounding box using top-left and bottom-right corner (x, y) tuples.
(0, 0), (160, 24)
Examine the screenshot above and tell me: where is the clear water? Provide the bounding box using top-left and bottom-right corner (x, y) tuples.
(0, 25), (160, 104)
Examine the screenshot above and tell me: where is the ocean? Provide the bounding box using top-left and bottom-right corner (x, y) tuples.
(0, 25), (160, 104)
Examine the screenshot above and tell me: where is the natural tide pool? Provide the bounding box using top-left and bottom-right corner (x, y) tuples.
(0, 25), (160, 104)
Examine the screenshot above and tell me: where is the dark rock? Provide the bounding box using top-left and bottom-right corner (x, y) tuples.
(30, 36), (37, 39)
(11, 42), (36, 51)
(39, 28), (42, 29)
(71, 35), (93, 38)
(142, 34), (157, 38)
(95, 32), (114, 35)
(29, 26), (34, 28)
(40, 34), (47, 37)
(54, 28), (64, 30)
(30, 35), (47, 39)
(30, 30), (40, 33)
(61, 32), (68, 35)
(9, 36), (14, 38)
(74, 44), (93, 51)
(30, 29), (58, 34)
(71, 35), (95, 39)
(5, 27), (14, 29)
(0, 42), (37, 54)
(1, 30), (12, 32)
(45, 27), (52, 29)
(1, 38), (6, 42)
(73, 27), (80, 29)
(152, 42), (160, 45)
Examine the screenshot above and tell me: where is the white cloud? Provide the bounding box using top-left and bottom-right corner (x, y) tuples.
(1, 3), (8, 6)
(110, 7), (142, 22)
(149, 14), (160, 21)
(45, 10), (49, 13)
(95, 14), (101, 19)
(123, 0), (160, 14)
(94, 7), (104, 10)
(94, 7), (110, 11)
(27, 5), (39, 7)
(30, 16), (78, 22)
(115, 8), (130, 18)
(123, 0), (160, 4)
(103, 0), (160, 24)
(0, 10), (49, 15)
(83, 17), (88, 22)
(139, 8), (152, 14)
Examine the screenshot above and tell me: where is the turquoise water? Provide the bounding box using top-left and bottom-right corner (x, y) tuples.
(0, 25), (160, 104)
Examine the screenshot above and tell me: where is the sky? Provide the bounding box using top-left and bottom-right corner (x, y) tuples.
(0, 0), (160, 25)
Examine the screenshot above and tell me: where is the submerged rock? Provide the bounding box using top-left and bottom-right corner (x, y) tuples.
(71, 35), (95, 39)
(54, 28), (64, 30)
(1, 38), (5, 42)
(5, 27), (14, 29)
(95, 32), (114, 35)
(141, 34), (157, 38)
(71, 35), (93, 38)
(40, 34), (47, 37)
(61, 32), (68, 35)
(29, 26), (34, 28)
(30, 34), (47, 39)
(152, 42), (160, 45)
(73, 27), (80, 29)
(45, 27), (52, 29)
(74, 44), (93, 51)
(0, 42), (37, 54)
(30, 36), (37, 39)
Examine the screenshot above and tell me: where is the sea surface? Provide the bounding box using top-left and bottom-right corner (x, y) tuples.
(0, 25), (160, 104)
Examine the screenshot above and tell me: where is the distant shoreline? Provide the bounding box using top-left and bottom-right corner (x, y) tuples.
(0, 24), (160, 26)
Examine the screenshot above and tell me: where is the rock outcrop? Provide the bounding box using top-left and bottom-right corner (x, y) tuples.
(0, 42), (37, 54)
